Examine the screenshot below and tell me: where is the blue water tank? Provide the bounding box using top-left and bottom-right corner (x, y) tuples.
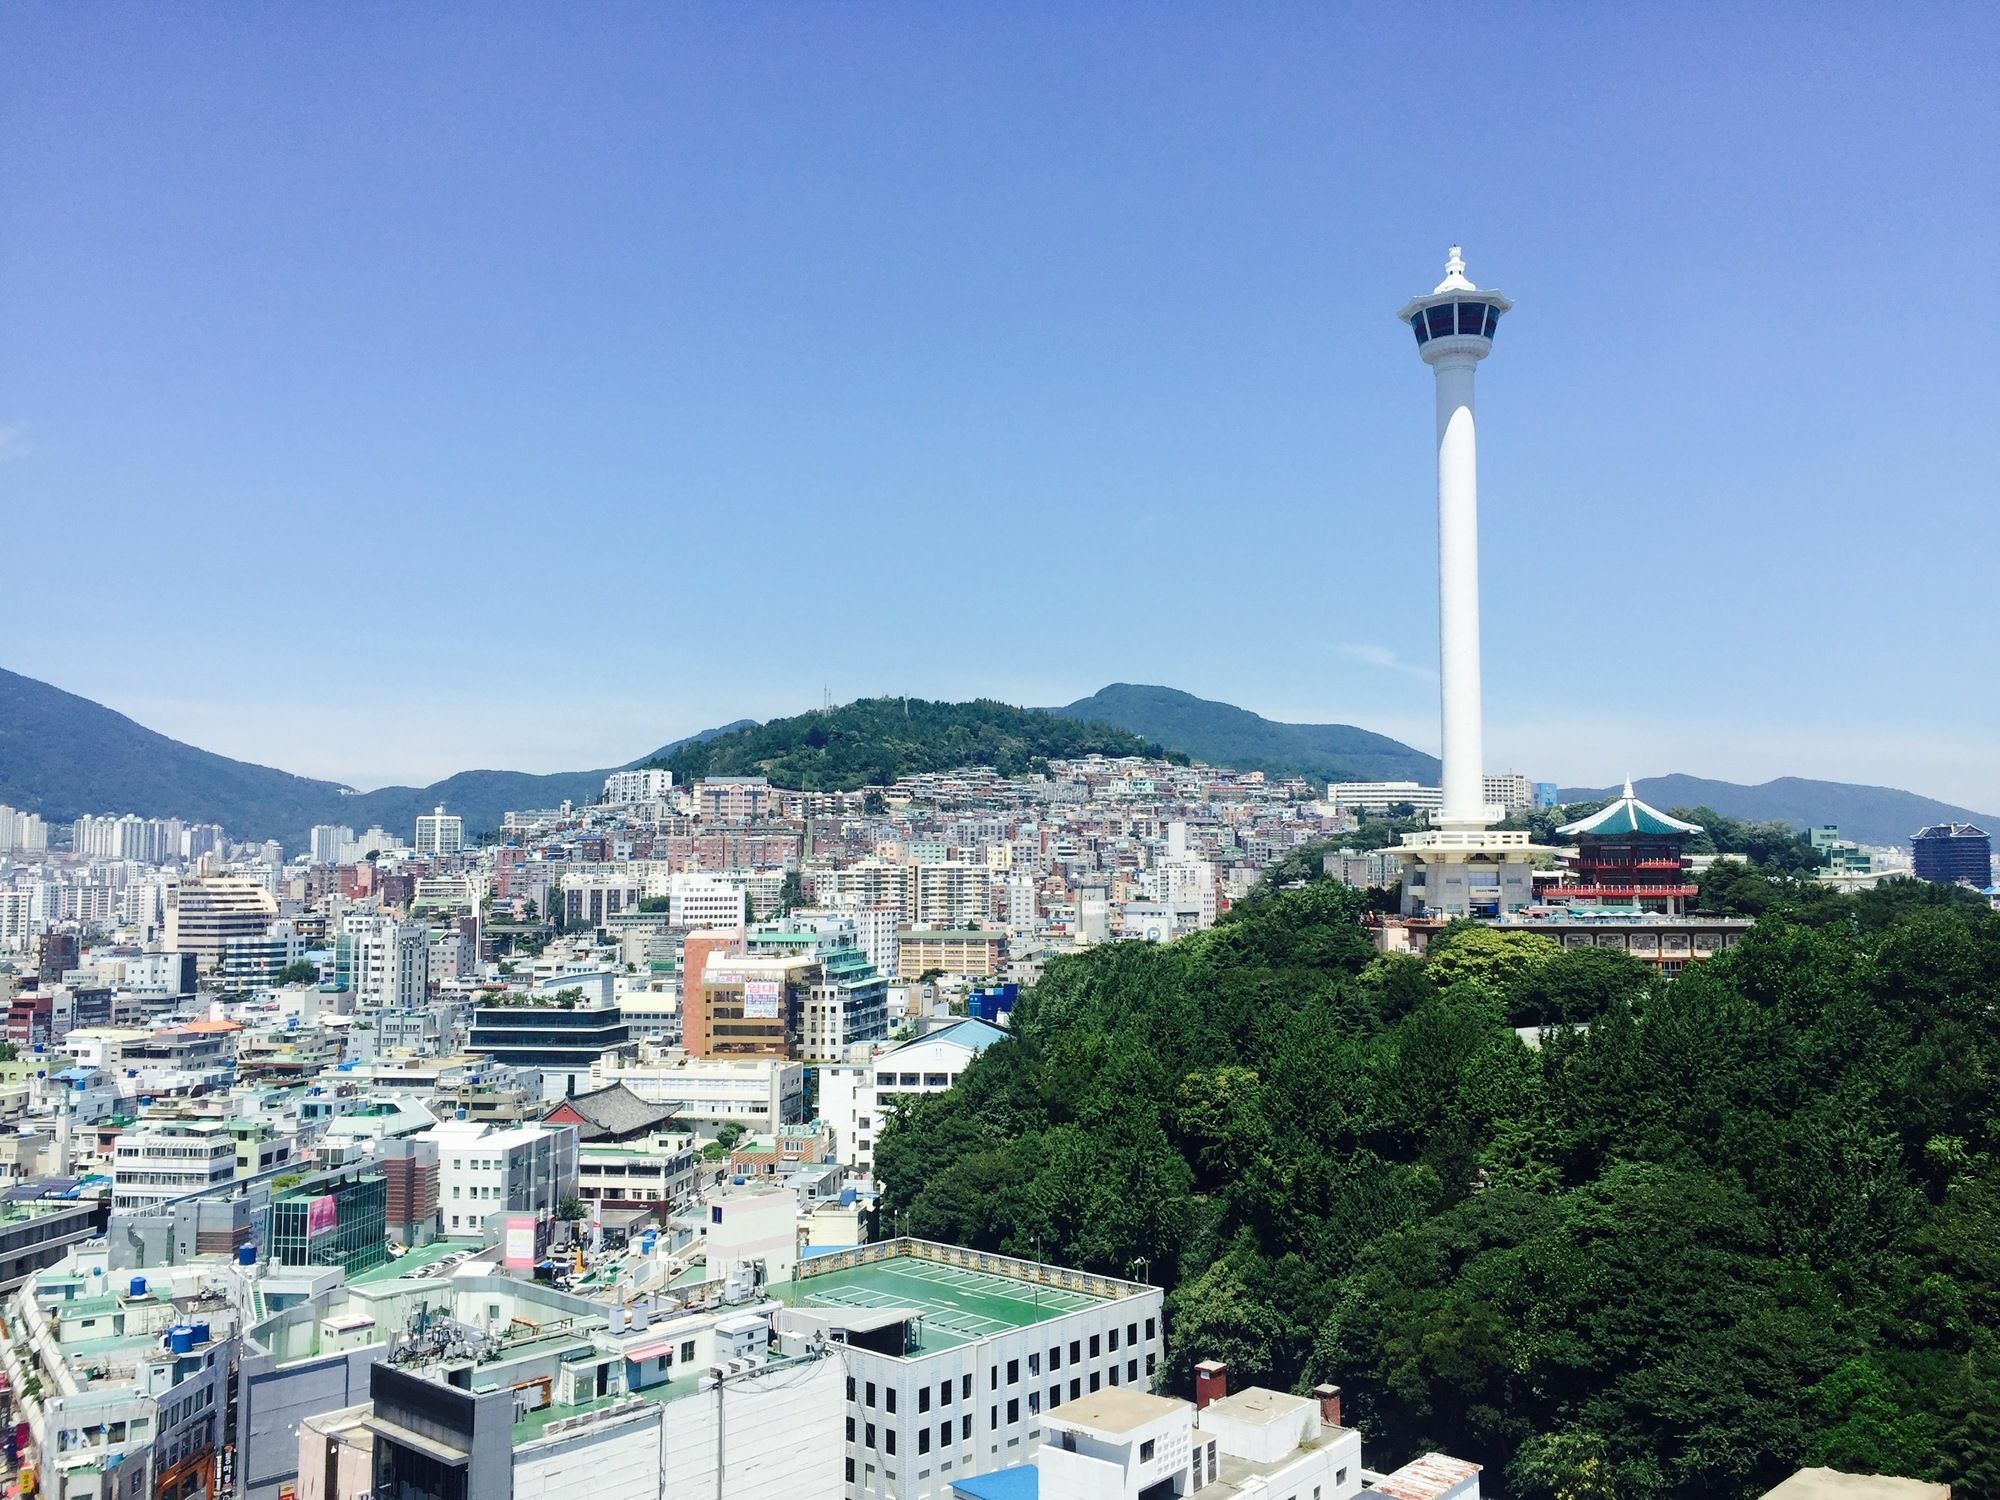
(840, 1187), (857, 1207)
(732, 1176), (746, 1186)
(168, 1326), (195, 1355)
(191, 1321), (211, 1346)
(236, 1244), (257, 1268)
(128, 1276), (147, 1298)
(639, 1230), (658, 1253)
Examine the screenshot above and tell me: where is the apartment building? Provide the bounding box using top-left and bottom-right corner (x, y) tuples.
(422, 1118), (579, 1236)
(165, 877), (279, 970)
(111, 1118), (238, 1213)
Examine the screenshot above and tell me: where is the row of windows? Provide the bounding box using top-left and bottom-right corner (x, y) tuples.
(848, 1358), (1161, 1455)
(1410, 300), (1500, 344)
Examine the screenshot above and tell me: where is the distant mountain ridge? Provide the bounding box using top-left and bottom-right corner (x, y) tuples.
(1558, 774), (1999, 850)
(1052, 683), (1440, 785)
(0, 666), (742, 850)
(5, 664), (1987, 854)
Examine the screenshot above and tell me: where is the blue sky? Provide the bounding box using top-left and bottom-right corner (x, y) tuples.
(3, 6), (1996, 806)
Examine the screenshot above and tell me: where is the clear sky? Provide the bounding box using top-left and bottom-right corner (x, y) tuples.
(3, 6), (1996, 805)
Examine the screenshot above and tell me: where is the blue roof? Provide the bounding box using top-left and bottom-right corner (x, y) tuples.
(894, 1018), (1009, 1057)
(952, 1467), (1037, 1500)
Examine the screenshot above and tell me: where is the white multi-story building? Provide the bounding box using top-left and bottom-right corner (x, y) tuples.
(165, 876), (279, 970)
(978, 1379), (1373, 1500)
(820, 1020), (1006, 1174)
(336, 913), (429, 1007)
(602, 768), (675, 804)
(422, 1118), (580, 1236)
(110, 1118), (238, 1212)
(0, 804), (49, 852)
(1482, 772), (1535, 814)
(0, 890), (36, 953)
(775, 1241), (1165, 1500)
(309, 824), (355, 864)
(413, 804), (464, 856)
(906, 863), (984, 928)
(1325, 781), (1444, 816)
(589, 1053), (805, 1137)
(670, 874), (750, 930)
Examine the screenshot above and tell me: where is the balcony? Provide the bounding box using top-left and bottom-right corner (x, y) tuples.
(1550, 884), (1700, 901)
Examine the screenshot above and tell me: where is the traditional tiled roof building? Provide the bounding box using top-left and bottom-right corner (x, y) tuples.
(1552, 783), (1704, 915)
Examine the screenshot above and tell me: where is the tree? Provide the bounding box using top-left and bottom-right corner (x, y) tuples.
(1425, 923), (1561, 992)
(863, 790), (888, 816)
(275, 960), (318, 986)
(778, 871), (806, 914)
(557, 1194), (586, 1222)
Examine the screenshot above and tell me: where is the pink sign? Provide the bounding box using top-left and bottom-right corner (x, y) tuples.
(306, 1194), (338, 1237)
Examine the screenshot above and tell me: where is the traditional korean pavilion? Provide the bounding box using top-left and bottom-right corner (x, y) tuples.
(1552, 783), (1704, 914)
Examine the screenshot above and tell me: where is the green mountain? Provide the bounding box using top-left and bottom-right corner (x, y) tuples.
(1559, 773), (1996, 850)
(0, 665), (741, 850)
(1052, 683), (1439, 784)
(653, 696), (1170, 790)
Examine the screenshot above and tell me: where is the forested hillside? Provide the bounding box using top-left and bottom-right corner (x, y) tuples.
(654, 697), (1171, 790)
(876, 874), (2000, 1497)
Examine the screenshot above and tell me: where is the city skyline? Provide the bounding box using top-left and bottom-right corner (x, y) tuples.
(3, 8), (1996, 804)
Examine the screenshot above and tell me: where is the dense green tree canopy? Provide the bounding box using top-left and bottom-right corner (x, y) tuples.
(876, 867), (2000, 1497)
(651, 697), (1176, 791)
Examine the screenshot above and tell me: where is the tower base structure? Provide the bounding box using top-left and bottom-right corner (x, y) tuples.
(1390, 827), (1551, 919)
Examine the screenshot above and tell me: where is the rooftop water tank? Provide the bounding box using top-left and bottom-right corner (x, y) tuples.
(128, 1276), (147, 1298)
(168, 1326), (195, 1355)
(190, 1321), (211, 1346)
(236, 1244), (257, 1268)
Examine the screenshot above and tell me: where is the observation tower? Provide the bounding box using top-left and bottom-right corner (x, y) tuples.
(1389, 248), (1542, 917)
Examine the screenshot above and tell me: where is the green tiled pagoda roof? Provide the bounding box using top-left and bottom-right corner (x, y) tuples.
(1557, 783), (1704, 839)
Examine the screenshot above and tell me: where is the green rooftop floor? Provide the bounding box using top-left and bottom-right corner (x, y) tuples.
(774, 1255), (1106, 1351)
(512, 1369), (700, 1443)
(350, 1240), (483, 1284)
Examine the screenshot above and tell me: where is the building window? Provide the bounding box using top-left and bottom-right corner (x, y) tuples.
(865, 1424), (876, 1448)
(1007, 1398), (1019, 1424)
(887, 1388), (897, 1414)
(961, 1415), (972, 1441)
(1006, 1359), (1018, 1384)
(941, 1380), (952, 1406)
(1049, 1346), (1060, 1371)
(940, 1422), (952, 1449)
(866, 1382), (876, 1407)
(1141, 1440), (1155, 1462)
(846, 1418), (855, 1441)
(919, 1429), (930, 1455)
(1089, 1334), (1101, 1358)
(962, 1374), (972, 1399)
(1109, 1328), (1119, 1352)
(886, 1431), (896, 1456)
(919, 1386), (931, 1413)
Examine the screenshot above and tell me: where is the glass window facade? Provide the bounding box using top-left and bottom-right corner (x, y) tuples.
(268, 1174), (389, 1275)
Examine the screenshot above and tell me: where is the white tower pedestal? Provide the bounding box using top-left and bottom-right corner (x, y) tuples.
(1389, 249), (1547, 918)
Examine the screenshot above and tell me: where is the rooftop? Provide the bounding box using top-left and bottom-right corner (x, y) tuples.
(1762, 1470), (1951, 1500)
(1203, 1386), (1309, 1426)
(1557, 782), (1703, 840)
(1046, 1386), (1180, 1435)
(776, 1245), (1123, 1352)
(1373, 1452), (1484, 1500)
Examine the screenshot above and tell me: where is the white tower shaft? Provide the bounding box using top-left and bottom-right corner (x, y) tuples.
(1433, 353), (1486, 828)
